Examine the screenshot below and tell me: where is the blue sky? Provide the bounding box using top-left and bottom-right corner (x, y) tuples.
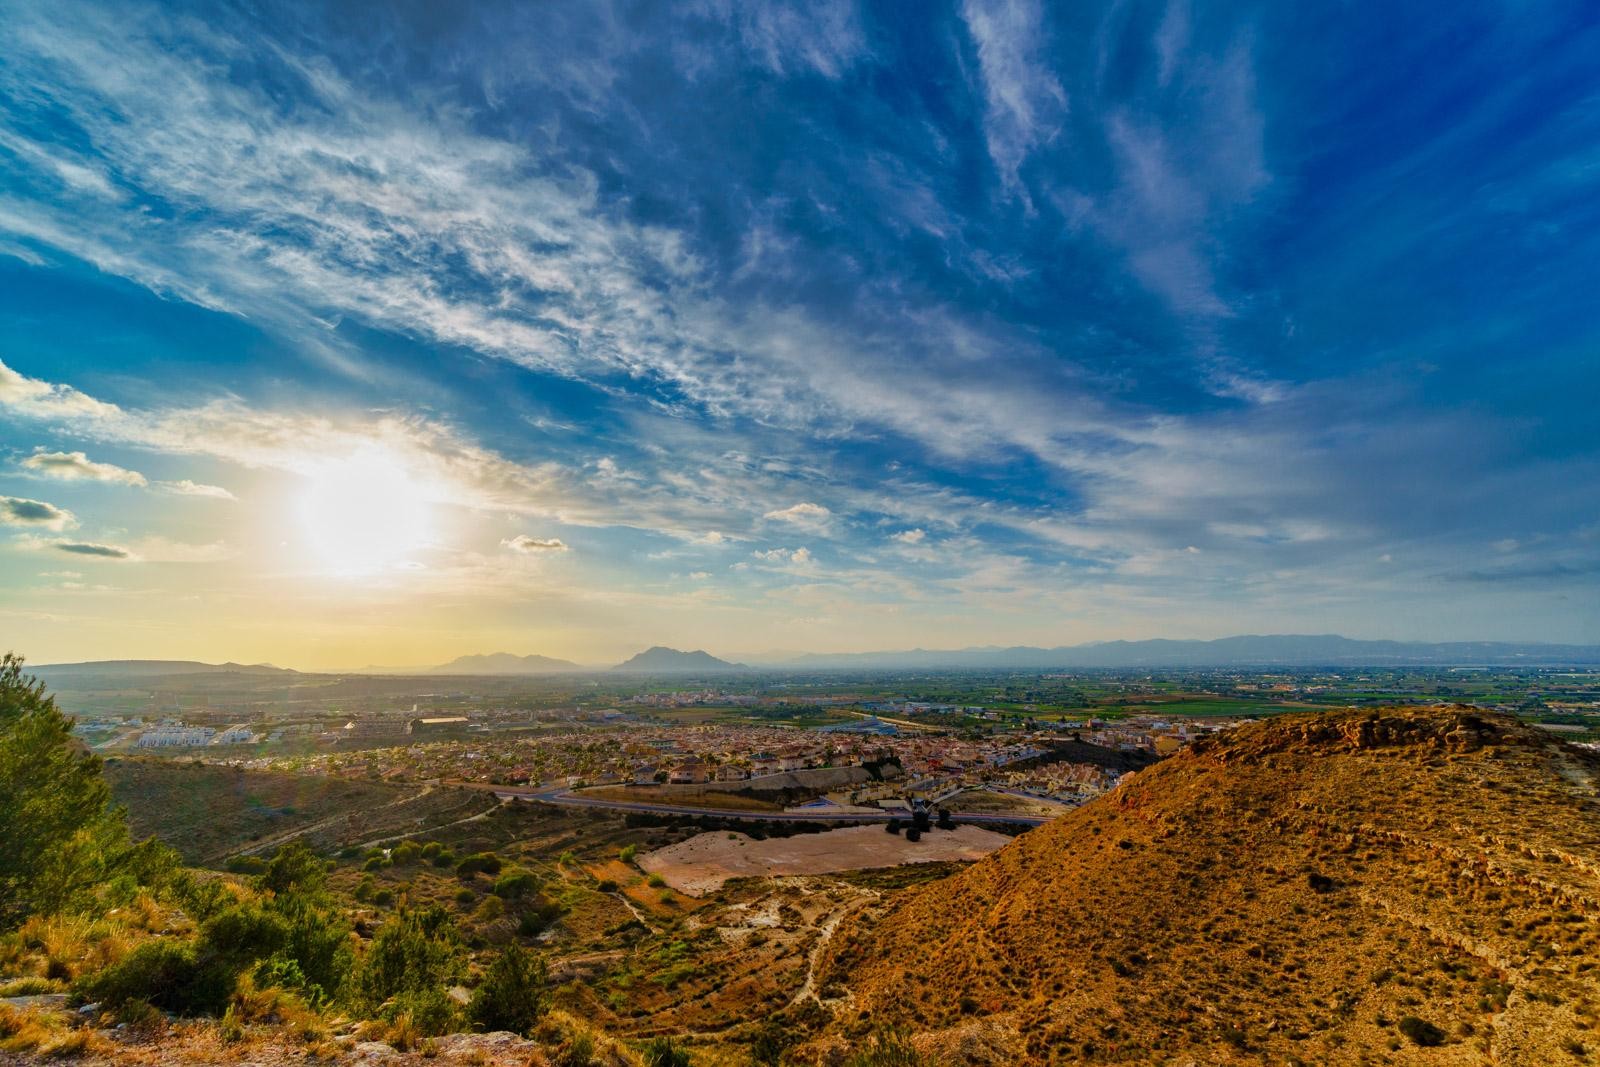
(0, 0), (1597, 667)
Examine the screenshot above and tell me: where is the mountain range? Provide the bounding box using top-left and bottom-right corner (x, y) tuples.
(775, 633), (1600, 668)
(427, 652), (583, 674)
(610, 646), (744, 672)
(30, 634), (1600, 680)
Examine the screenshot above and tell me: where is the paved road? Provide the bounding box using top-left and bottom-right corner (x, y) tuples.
(491, 784), (1052, 827)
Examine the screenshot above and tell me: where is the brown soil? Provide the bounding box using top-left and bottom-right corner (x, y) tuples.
(638, 824), (1012, 896)
(817, 706), (1600, 1065)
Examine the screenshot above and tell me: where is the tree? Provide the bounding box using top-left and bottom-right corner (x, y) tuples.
(0, 653), (130, 928)
(353, 905), (463, 1012)
(468, 943), (547, 1035)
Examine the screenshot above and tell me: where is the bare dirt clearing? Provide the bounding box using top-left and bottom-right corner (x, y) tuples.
(638, 823), (1011, 896)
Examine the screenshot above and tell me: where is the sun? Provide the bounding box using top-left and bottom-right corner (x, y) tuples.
(298, 448), (431, 575)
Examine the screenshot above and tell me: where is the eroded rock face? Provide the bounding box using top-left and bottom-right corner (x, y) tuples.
(1193, 706), (1513, 763)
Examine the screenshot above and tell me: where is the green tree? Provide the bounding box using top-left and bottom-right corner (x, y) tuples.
(352, 905), (462, 1013)
(0, 653), (130, 928)
(468, 943), (547, 1036)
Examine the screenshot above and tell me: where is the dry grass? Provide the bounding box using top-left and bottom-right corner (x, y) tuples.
(820, 706), (1600, 1065)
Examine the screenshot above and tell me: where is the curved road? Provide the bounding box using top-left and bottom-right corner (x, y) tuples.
(490, 783), (1052, 827)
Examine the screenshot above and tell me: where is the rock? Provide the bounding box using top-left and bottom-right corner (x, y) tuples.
(0, 993), (70, 1012)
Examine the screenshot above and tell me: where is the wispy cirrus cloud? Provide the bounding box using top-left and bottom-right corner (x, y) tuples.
(961, 0), (1067, 197)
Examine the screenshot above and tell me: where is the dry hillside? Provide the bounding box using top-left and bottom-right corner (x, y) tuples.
(814, 706), (1600, 1065)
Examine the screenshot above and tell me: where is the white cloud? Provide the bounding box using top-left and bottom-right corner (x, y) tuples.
(0, 495), (76, 530)
(961, 0), (1067, 195)
(21, 448), (147, 486)
(0, 361), (118, 420)
(891, 528), (926, 544)
(502, 534), (570, 554)
(763, 502), (833, 531)
(158, 479), (235, 500)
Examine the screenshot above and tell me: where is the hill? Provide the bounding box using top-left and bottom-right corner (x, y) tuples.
(782, 634), (1600, 668)
(610, 646), (744, 671)
(816, 707), (1600, 1065)
(428, 651), (583, 674)
(28, 659), (296, 682)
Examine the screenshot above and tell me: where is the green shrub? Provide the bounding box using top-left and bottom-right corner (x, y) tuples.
(352, 906), (462, 1012)
(384, 987), (461, 1037)
(468, 944), (546, 1036)
(644, 1035), (692, 1066)
(455, 887), (477, 906)
(391, 841), (423, 866)
(363, 856), (390, 872)
(354, 876), (377, 903)
(224, 856), (267, 876)
(596, 879), (618, 893)
(646, 874), (665, 888)
(492, 872), (539, 900)
(618, 845), (638, 863)
(456, 853), (503, 878)
(420, 842), (443, 861)
(199, 905), (288, 967)
(258, 841), (329, 897)
(431, 850), (457, 869)
(76, 939), (232, 1016)
(372, 888), (395, 907)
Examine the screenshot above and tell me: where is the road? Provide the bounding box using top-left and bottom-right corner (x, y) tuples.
(488, 783), (1053, 827)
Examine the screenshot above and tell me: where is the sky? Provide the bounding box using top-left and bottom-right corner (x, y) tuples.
(1, 0), (1598, 669)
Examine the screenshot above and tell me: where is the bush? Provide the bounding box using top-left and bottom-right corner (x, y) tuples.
(390, 842), (422, 866)
(258, 842), (329, 897)
(455, 888), (477, 906)
(456, 853), (503, 878)
(645, 1035), (692, 1066)
(420, 842), (443, 861)
(493, 871), (539, 900)
(1398, 1016), (1446, 1047)
(225, 856), (268, 876)
(384, 987), (460, 1038)
(352, 906), (462, 1013)
(843, 1029), (925, 1066)
(469, 944), (546, 1036)
(431, 849), (458, 869)
(76, 939), (232, 1017)
(596, 879), (618, 893)
(618, 845), (638, 863)
(199, 905), (288, 968)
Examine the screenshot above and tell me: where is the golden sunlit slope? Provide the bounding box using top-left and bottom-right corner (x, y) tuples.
(816, 707), (1600, 1065)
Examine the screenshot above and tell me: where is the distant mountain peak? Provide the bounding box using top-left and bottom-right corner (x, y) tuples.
(429, 652), (582, 674)
(611, 646), (744, 671)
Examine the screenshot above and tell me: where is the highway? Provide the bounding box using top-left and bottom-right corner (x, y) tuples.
(491, 784), (1053, 827)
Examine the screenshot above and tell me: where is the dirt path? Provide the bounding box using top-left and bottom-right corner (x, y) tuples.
(792, 887), (878, 1008)
(226, 784), (437, 859)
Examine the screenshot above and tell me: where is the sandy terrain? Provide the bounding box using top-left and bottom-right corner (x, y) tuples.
(638, 823), (1012, 896)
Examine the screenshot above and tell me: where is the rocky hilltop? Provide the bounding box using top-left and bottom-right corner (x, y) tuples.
(814, 707), (1600, 1065)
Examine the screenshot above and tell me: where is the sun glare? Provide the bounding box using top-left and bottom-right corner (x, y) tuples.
(298, 449), (431, 575)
